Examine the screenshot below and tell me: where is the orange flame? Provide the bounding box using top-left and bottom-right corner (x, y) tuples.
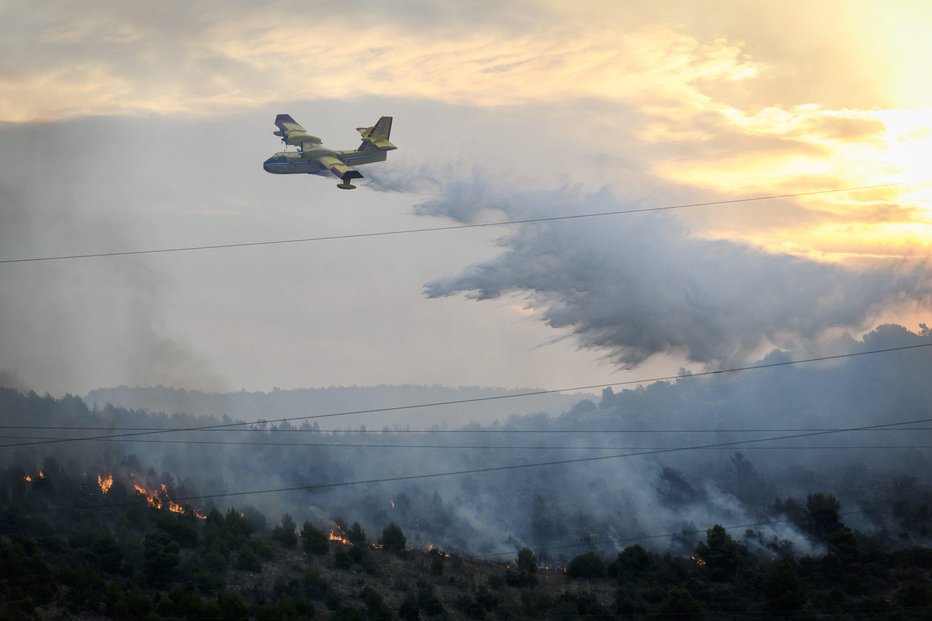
(690, 554), (707, 568)
(98, 473), (114, 494)
(130, 479), (202, 517)
(23, 470), (46, 482)
(328, 525), (353, 546)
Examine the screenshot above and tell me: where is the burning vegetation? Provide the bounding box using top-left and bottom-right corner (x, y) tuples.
(132, 480), (207, 519)
(95, 471), (206, 519)
(97, 473), (113, 494)
(328, 524), (353, 546)
(23, 470), (45, 483)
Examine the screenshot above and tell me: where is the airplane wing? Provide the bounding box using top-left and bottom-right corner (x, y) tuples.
(273, 114), (322, 150)
(317, 155), (364, 189)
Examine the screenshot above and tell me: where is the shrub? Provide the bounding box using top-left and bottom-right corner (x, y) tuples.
(566, 551), (606, 580)
(379, 522), (406, 553)
(301, 521), (329, 556)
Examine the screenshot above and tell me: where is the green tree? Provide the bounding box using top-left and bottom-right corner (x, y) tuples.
(566, 551), (606, 579)
(362, 587), (393, 621)
(301, 521), (330, 555)
(217, 591), (249, 621)
(609, 544), (653, 583)
(654, 588), (705, 620)
(379, 522), (406, 553)
(91, 534), (124, 573)
(694, 525), (742, 581)
(272, 513), (298, 549)
(517, 547), (537, 574)
(806, 493), (841, 538)
(763, 559), (805, 613)
(346, 521), (367, 546)
(236, 540), (262, 572)
(144, 529), (180, 587)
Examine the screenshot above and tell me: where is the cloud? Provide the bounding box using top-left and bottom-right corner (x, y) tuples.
(0, 2), (759, 121)
(423, 185), (932, 368)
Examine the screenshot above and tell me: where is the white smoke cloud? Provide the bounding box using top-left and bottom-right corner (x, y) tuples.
(423, 185), (932, 367)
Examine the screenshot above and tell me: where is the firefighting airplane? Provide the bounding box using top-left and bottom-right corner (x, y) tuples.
(263, 114), (396, 189)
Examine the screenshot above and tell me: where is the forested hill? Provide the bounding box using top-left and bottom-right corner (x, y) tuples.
(85, 384), (592, 429)
(2, 447), (932, 619)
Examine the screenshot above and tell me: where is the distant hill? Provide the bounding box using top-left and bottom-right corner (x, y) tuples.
(84, 384), (595, 429)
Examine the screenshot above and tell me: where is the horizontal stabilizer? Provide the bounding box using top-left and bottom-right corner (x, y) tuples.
(357, 116), (396, 151)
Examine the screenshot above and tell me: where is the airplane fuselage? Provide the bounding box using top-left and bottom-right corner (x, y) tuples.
(263, 147), (388, 176)
(263, 150), (329, 175)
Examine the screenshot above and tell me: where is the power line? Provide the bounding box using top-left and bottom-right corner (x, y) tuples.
(3, 424), (931, 434)
(1, 341), (929, 449)
(2, 341), (930, 449)
(4, 434), (931, 451)
(44, 416), (932, 514)
(0, 182), (913, 264)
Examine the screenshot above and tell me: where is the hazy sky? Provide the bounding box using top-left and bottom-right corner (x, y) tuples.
(1, 1), (930, 395)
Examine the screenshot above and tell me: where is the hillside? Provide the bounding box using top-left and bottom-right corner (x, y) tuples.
(84, 385), (593, 430)
(3, 460), (932, 619)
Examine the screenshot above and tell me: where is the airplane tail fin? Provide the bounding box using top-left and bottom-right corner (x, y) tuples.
(356, 116), (396, 152)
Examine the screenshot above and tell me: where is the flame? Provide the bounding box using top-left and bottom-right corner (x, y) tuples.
(690, 554), (707, 568)
(129, 478), (205, 518)
(98, 473), (114, 494)
(23, 470), (46, 482)
(328, 525), (353, 546)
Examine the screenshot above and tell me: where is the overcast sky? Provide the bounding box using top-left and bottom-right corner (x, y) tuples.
(1, 1), (930, 396)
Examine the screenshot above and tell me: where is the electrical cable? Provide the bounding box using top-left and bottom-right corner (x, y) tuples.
(3, 424), (931, 434)
(2, 341), (930, 448)
(3, 434), (932, 451)
(0, 182), (914, 264)
(36, 416), (932, 513)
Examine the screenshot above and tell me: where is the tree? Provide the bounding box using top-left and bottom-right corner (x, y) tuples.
(694, 525), (741, 581)
(609, 544), (653, 583)
(516, 547), (537, 574)
(654, 588), (705, 620)
(379, 522), (406, 553)
(144, 529), (180, 587)
(658, 467), (699, 505)
(763, 559), (805, 613)
(236, 540), (263, 572)
(217, 591), (249, 621)
(301, 521), (329, 555)
(806, 494), (841, 538)
(566, 551), (606, 579)
(272, 513), (298, 549)
(346, 522), (367, 546)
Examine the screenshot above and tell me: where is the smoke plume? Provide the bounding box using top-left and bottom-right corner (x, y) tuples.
(422, 185), (932, 368)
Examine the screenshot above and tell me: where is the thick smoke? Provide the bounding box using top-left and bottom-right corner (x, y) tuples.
(422, 184), (932, 368)
(7, 324), (929, 562)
